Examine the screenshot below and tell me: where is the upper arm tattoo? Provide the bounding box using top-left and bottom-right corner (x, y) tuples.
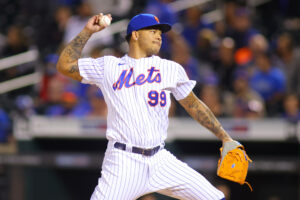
(68, 64), (82, 81)
(69, 65), (79, 74)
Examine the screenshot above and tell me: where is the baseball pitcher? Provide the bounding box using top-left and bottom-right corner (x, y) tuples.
(57, 13), (247, 200)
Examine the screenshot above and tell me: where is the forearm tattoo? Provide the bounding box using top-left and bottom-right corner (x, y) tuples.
(180, 93), (231, 141)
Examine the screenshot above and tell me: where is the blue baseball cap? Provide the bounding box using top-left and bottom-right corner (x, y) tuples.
(126, 14), (171, 38)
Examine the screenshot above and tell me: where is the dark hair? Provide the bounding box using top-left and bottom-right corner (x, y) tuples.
(126, 34), (131, 43)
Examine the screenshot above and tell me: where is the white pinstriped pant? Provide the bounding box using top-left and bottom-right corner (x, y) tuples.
(91, 141), (225, 200)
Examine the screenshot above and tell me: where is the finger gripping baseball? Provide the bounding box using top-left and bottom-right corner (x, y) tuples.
(217, 145), (253, 191)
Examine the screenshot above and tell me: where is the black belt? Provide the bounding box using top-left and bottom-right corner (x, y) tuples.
(114, 142), (161, 156)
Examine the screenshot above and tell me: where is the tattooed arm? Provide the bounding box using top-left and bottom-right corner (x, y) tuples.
(56, 29), (90, 81)
(56, 13), (112, 81)
(179, 91), (233, 143)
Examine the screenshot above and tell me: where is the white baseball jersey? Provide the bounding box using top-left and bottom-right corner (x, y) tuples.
(78, 54), (195, 147)
(78, 54), (225, 200)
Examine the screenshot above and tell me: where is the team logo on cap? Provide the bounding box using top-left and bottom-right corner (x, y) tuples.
(154, 16), (160, 23)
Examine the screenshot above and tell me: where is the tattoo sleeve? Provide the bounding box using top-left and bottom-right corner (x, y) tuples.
(179, 92), (232, 142)
(57, 29), (92, 81)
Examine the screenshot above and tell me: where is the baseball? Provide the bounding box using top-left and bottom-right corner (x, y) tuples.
(99, 15), (111, 26)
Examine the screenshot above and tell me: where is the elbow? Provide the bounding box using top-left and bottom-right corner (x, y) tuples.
(56, 59), (68, 76)
(55, 59), (82, 82)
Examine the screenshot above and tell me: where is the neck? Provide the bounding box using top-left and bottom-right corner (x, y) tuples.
(128, 42), (148, 59)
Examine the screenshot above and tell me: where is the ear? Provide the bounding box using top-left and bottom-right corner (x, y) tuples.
(132, 31), (139, 41)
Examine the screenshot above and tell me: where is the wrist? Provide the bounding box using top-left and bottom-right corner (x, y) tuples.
(82, 27), (94, 36)
(222, 137), (233, 143)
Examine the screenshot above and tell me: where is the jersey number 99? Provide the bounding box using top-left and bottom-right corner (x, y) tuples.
(148, 91), (166, 107)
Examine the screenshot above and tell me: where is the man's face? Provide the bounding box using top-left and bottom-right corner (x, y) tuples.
(136, 29), (162, 56)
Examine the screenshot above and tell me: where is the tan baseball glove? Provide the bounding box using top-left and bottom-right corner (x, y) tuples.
(217, 140), (253, 191)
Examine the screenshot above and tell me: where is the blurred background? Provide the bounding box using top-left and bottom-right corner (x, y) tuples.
(0, 0), (300, 199)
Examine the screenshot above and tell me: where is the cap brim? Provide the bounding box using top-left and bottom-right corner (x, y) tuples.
(142, 23), (172, 33)
(125, 23), (172, 41)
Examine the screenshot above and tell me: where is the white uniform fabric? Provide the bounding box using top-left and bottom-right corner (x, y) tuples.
(79, 54), (194, 147)
(78, 54), (224, 200)
(91, 141), (224, 200)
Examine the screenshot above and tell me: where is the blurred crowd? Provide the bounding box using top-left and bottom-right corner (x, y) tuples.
(1, 0), (300, 142)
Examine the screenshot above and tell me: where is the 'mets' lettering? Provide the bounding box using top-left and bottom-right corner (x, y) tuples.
(113, 67), (161, 90)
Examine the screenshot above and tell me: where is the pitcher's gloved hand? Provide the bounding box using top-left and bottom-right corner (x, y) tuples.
(217, 140), (253, 191)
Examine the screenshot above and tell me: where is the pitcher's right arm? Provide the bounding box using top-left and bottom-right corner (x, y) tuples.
(56, 13), (111, 81)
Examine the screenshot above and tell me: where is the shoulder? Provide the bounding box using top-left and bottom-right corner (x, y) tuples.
(152, 56), (181, 68)
(103, 55), (119, 60)
(91, 55), (121, 66)
(102, 55), (120, 62)
(79, 56), (120, 68)
(152, 56), (185, 76)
